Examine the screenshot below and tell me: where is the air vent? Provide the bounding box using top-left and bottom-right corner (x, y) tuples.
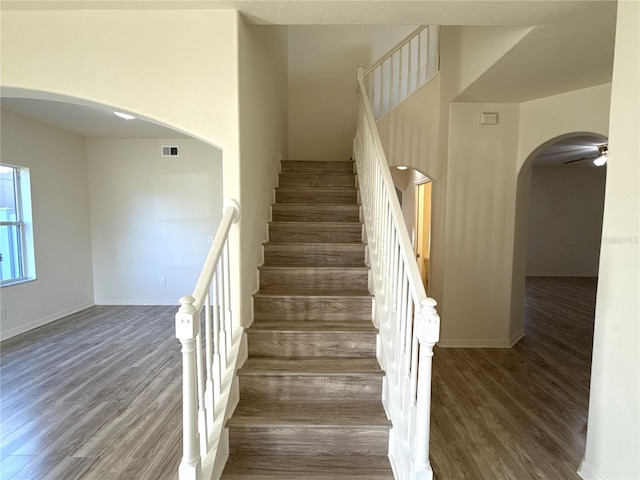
(162, 146), (179, 157)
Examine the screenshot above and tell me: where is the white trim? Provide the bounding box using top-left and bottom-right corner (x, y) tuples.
(94, 298), (180, 306)
(438, 338), (515, 348)
(578, 459), (606, 480)
(526, 274), (599, 278)
(510, 329), (525, 347)
(0, 302), (94, 341)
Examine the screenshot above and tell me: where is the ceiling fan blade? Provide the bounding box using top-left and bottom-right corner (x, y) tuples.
(564, 156), (591, 164)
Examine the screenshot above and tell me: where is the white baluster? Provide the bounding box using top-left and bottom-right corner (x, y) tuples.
(212, 272), (222, 398)
(417, 32), (422, 87)
(223, 241), (233, 349)
(216, 262), (227, 371)
(195, 328), (208, 456)
(175, 296), (202, 480)
(204, 292), (215, 432)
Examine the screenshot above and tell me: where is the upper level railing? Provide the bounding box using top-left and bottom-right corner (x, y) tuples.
(175, 200), (242, 480)
(364, 25), (439, 120)
(354, 27), (441, 479)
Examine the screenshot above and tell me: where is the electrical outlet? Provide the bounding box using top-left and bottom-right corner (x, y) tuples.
(160, 276), (167, 286)
(1, 308), (6, 321)
(208, 236), (214, 245)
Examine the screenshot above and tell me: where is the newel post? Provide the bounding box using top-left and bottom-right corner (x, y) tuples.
(176, 295), (202, 480)
(414, 297), (441, 480)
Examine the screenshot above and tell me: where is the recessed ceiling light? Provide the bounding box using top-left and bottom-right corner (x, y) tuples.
(114, 111), (135, 120)
(396, 165), (408, 171)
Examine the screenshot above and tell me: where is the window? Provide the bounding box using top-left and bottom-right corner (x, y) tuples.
(0, 164), (35, 286)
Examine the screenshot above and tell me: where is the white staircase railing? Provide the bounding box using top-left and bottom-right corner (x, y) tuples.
(364, 25), (439, 120)
(354, 46), (440, 479)
(175, 200), (243, 480)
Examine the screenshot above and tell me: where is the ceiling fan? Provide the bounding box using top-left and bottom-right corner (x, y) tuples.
(564, 144), (608, 166)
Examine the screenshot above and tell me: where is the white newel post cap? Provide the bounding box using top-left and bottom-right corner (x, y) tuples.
(416, 297), (440, 344)
(224, 199), (241, 224)
(175, 296), (200, 340)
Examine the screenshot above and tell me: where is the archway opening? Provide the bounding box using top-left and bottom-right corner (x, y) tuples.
(512, 132), (608, 333)
(389, 166), (432, 292)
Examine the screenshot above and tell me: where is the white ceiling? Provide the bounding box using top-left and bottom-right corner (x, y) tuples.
(533, 134), (608, 168)
(0, 0), (605, 26)
(1, 97), (189, 139)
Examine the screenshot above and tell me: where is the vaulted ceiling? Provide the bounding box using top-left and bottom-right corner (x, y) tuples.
(1, 0), (617, 153)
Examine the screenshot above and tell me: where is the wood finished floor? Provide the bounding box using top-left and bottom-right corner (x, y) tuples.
(430, 277), (596, 480)
(0, 306), (182, 480)
(0, 277), (596, 479)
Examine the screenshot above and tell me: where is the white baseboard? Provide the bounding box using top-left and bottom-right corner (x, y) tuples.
(94, 298), (180, 306)
(438, 329), (525, 348)
(1, 302), (94, 341)
(526, 274), (598, 278)
(578, 459), (606, 480)
(438, 338), (514, 348)
(510, 329), (525, 347)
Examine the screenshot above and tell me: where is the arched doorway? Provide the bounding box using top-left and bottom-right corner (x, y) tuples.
(511, 132), (607, 343)
(389, 166), (432, 292)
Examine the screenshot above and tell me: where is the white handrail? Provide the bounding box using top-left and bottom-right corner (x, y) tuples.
(364, 25), (439, 120)
(175, 200), (242, 480)
(355, 60), (440, 480)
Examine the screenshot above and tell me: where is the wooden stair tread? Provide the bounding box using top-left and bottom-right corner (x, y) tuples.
(239, 357), (383, 375)
(272, 203), (358, 206)
(255, 288), (371, 297)
(275, 187), (357, 191)
(279, 173), (355, 176)
(282, 160), (354, 164)
(261, 263), (368, 269)
(264, 241), (365, 247)
(248, 320), (375, 331)
(268, 221), (363, 226)
(223, 455), (393, 479)
(259, 265), (368, 271)
(228, 401), (390, 426)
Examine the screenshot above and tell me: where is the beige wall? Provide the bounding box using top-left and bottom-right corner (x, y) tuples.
(526, 166), (606, 277)
(433, 86), (611, 347)
(509, 84), (611, 347)
(378, 75), (441, 180)
(440, 102), (521, 347)
(517, 84), (612, 170)
(238, 23), (289, 326)
(288, 25), (415, 161)
(1, 8), (252, 321)
(0, 111), (94, 340)
(87, 138), (223, 305)
(581, 1), (640, 477)
(448, 26), (533, 102)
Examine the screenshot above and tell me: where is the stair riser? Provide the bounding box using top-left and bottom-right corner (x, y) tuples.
(279, 174), (356, 188)
(263, 245), (365, 266)
(239, 375), (383, 402)
(254, 296), (372, 321)
(247, 331), (377, 357)
(275, 189), (358, 205)
(228, 426), (389, 456)
(259, 269), (368, 291)
(281, 161), (354, 174)
(272, 206), (360, 223)
(268, 224), (362, 243)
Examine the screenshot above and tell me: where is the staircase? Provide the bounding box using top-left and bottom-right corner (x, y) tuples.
(221, 159), (393, 479)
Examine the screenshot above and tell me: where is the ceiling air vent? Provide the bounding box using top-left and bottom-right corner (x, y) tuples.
(162, 146), (179, 157)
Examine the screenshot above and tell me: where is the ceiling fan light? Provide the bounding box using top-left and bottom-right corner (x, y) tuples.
(593, 155), (608, 167)
(396, 165), (408, 171)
